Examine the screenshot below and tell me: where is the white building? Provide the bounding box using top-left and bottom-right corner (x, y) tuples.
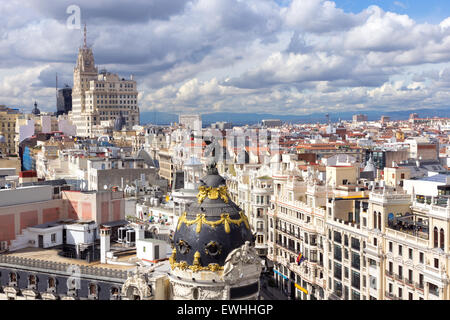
(71, 26), (139, 137)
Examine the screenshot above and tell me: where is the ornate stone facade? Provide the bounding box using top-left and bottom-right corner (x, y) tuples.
(168, 165), (263, 300)
(121, 273), (152, 300)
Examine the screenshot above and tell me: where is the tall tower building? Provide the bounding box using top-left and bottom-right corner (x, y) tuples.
(71, 25), (140, 137)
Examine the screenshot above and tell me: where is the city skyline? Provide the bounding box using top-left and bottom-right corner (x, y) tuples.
(1, 0), (450, 116)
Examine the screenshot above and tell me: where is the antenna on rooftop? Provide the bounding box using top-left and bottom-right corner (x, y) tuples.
(83, 23), (87, 48)
(56, 72), (58, 108)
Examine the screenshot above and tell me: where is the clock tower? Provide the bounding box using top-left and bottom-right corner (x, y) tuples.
(70, 24), (140, 137)
(72, 24), (99, 136)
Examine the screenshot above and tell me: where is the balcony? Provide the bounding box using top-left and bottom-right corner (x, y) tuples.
(370, 191), (410, 205)
(275, 240), (298, 255)
(330, 291), (342, 300)
(387, 214), (429, 240)
(405, 278), (414, 287)
(385, 291), (401, 300)
(385, 228), (428, 247)
(412, 197), (450, 220)
(275, 225), (303, 240)
(274, 195), (326, 217)
(415, 282), (424, 291)
(394, 274), (404, 283)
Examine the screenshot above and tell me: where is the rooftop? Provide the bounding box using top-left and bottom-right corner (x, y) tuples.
(2, 247), (136, 271)
(417, 174), (450, 183)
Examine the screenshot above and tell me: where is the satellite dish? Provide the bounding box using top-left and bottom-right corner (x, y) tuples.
(104, 185), (108, 190)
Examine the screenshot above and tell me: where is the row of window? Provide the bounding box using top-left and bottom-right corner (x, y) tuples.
(93, 94), (137, 99)
(387, 261), (424, 285)
(279, 206), (312, 223)
(253, 195), (270, 205)
(5, 272), (120, 298)
(94, 83), (134, 89)
(388, 241), (426, 263)
(275, 218), (318, 246)
(93, 101), (137, 106)
(331, 230), (361, 251)
(332, 279), (362, 300)
(387, 281), (426, 300)
(99, 111), (132, 115)
(332, 244), (361, 268)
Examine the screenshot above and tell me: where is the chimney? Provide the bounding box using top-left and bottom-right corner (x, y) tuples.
(135, 225), (145, 241)
(100, 226), (111, 264)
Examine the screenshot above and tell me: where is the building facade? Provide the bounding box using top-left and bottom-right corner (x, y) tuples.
(71, 27), (139, 137)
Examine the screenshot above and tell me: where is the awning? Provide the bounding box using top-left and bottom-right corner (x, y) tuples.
(101, 220), (129, 228)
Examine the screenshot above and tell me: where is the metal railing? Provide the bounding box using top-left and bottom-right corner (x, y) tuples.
(385, 291), (401, 300)
(0, 255), (129, 280)
(394, 274), (404, 282)
(415, 282), (424, 290)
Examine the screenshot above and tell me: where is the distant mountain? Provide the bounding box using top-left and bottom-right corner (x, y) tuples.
(140, 111), (179, 125)
(140, 107), (450, 126)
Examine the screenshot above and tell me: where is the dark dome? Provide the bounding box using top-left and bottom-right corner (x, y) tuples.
(32, 101), (40, 115)
(172, 163), (253, 270)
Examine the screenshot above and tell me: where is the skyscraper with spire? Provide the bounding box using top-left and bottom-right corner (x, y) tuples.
(70, 25), (139, 137)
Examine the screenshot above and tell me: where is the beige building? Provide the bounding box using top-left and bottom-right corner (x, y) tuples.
(158, 149), (174, 188)
(326, 165), (359, 188)
(0, 157), (21, 173)
(0, 105), (21, 155)
(267, 158), (450, 300)
(384, 166), (410, 188)
(71, 27), (139, 137)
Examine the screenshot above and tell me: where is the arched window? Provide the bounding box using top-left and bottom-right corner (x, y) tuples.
(89, 283), (98, 297)
(440, 228), (445, 250)
(9, 272), (17, 284)
(110, 287), (120, 300)
(373, 212), (377, 229)
(28, 275), (37, 286)
(48, 277), (56, 290)
(434, 227), (438, 248)
(378, 213), (382, 231)
(193, 288), (199, 300)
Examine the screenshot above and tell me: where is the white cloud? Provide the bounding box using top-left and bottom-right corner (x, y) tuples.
(1, 0), (450, 117)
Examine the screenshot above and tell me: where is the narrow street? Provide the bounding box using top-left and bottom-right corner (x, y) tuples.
(259, 274), (290, 300)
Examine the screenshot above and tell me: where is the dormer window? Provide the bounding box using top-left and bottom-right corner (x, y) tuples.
(48, 277), (56, 292)
(28, 275), (37, 289)
(110, 287), (120, 300)
(88, 283), (98, 299)
(9, 272), (17, 286)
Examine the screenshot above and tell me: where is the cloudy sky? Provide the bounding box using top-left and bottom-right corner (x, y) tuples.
(2, 0), (450, 116)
